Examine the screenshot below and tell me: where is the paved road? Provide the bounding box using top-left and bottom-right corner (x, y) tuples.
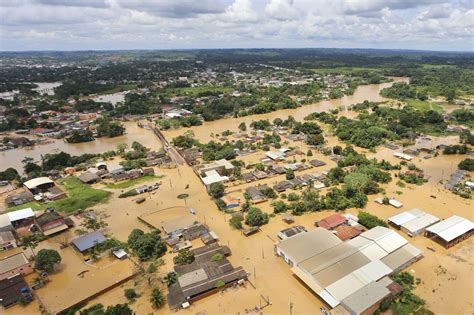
(149, 124), (185, 165)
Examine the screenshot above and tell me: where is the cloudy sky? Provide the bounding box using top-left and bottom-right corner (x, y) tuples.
(0, 0), (473, 51)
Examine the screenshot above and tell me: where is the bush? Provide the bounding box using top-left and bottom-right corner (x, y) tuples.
(358, 211), (388, 229)
(124, 288), (137, 302)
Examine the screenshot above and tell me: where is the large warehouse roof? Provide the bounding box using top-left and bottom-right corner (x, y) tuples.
(276, 228), (341, 264)
(426, 215), (474, 242)
(23, 177), (53, 189)
(388, 208), (424, 226)
(278, 227), (422, 309)
(388, 209), (440, 236)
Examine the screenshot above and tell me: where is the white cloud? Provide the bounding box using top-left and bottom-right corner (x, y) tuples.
(0, 0), (473, 51)
(265, 0), (300, 21)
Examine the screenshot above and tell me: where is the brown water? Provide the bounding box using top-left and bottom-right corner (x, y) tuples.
(0, 122), (161, 171)
(0, 78), (406, 172)
(163, 77), (409, 142)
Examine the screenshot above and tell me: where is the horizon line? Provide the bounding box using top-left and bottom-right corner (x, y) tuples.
(1, 47), (473, 54)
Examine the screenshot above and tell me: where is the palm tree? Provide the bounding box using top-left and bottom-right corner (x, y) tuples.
(150, 288), (164, 309)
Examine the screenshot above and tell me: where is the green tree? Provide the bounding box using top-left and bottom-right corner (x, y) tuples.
(238, 122), (247, 132)
(286, 169), (295, 180)
(127, 229), (166, 261)
(35, 249), (61, 273)
(165, 272), (178, 287)
(458, 158), (474, 171)
(21, 234), (40, 258)
(208, 182), (225, 199)
(173, 249), (195, 265)
(150, 288), (164, 309)
(272, 200), (287, 213)
(124, 288), (137, 302)
(245, 207), (269, 227)
(229, 214), (243, 229)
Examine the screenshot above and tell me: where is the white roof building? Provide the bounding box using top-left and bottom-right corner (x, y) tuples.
(7, 208), (35, 222)
(265, 151), (286, 161)
(23, 177), (54, 190)
(201, 170), (229, 189)
(388, 209), (440, 237)
(426, 215), (474, 246)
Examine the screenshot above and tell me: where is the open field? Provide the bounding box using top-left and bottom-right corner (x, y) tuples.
(105, 175), (163, 189)
(5, 177), (111, 213)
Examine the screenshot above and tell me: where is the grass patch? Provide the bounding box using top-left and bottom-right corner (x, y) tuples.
(7, 177), (111, 214)
(405, 99), (443, 112)
(6, 201), (44, 212)
(105, 175), (162, 189)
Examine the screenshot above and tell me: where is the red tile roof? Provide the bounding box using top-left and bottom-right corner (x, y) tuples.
(317, 214), (346, 229)
(335, 225), (362, 241)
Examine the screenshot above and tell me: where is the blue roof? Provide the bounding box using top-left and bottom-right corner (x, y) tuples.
(71, 231), (107, 252)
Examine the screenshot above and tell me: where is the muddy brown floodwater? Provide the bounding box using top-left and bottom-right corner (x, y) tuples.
(163, 77), (409, 142)
(0, 122), (163, 172)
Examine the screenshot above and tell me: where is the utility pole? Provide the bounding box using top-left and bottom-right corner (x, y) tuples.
(290, 302), (294, 315)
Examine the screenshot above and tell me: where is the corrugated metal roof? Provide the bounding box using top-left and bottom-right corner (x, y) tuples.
(276, 228), (341, 264)
(359, 242), (389, 261)
(352, 260), (392, 284)
(381, 243), (422, 271)
(0, 253), (29, 274)
(325, 273), (367, 301)
(312, 252), (370, 287)
(374, 231), (408, 253)
(426, 215), (474, 242)
(23, 177), (53, 189)
(341, 281), (391, 315)
(71, 231), (106, 252)
(359, 226), (392, 241)
(0, 214), (11, 229)
(161, 215), (197, 234)
(7, 208), (34, 222)
(178, 268), (208, 288)
(401, 213), (440, 234)
(388, 211), (418, 226)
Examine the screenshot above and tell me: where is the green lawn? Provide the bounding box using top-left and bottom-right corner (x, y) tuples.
(406, 99), (444, 112)
(6, 177), (111, 214)
(105, 175), (163, 189)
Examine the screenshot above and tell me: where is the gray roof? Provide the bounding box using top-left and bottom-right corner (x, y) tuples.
(71, 231), (106, 252)
(341, 281), (391, 315)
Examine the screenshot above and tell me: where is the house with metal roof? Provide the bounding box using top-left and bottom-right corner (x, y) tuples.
(0, 275), (33, 308)
(0, 253), (33, 281)
(71, 231), (107, 253)
(425, 215), (474, 248)
(0, 231), (17, 252)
